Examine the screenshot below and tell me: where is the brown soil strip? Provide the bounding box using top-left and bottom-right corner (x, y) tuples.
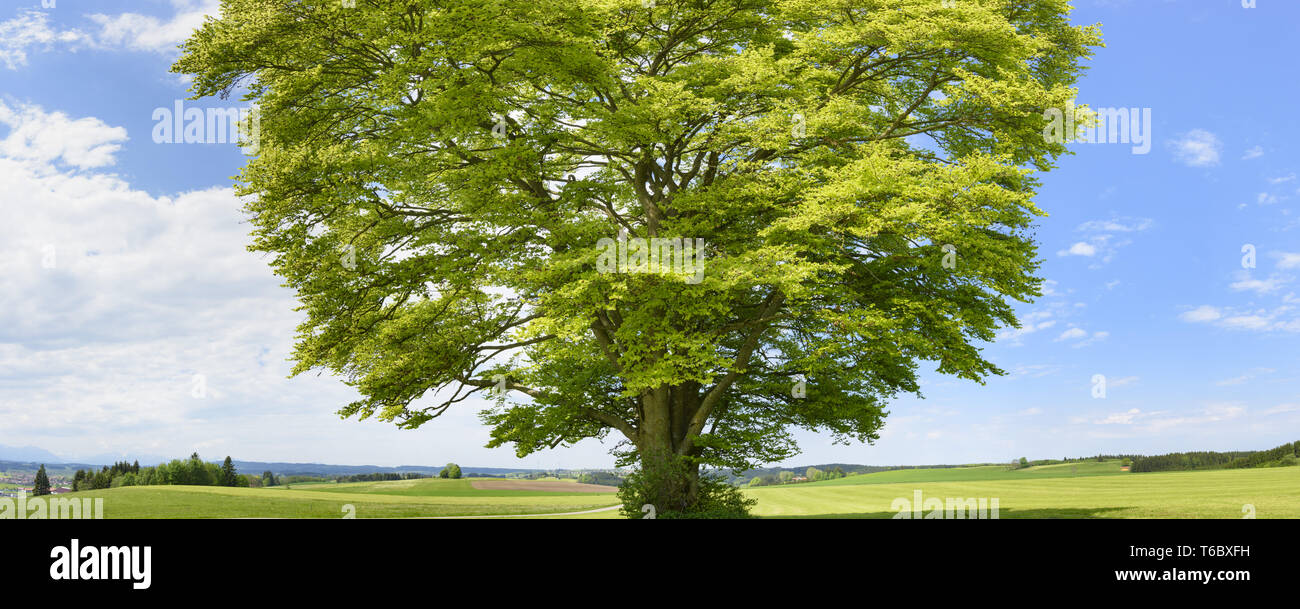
(470, 480), (619, 493)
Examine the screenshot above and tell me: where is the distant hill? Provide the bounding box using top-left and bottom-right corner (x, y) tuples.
(0, 460), (107, 477)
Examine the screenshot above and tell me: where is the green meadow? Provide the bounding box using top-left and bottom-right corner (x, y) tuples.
(19, 462), (1299, 519)
(743, 464), (1300, 518)
(40, 478), (618, 518)
(804, 459), (1127, 487)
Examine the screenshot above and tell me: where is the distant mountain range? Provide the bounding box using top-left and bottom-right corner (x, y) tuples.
(0, 444), (63, 463)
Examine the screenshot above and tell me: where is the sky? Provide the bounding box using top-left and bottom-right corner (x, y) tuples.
(0, 0), (1297, 469)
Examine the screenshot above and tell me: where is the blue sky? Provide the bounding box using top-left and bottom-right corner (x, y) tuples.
(0, 0), (1296, 468)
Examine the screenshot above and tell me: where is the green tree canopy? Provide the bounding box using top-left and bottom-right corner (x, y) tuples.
(175, 0), (1100, 513)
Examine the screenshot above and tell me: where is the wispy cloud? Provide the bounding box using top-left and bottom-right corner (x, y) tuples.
(1090, 403), (1246, 432)
(1215, 368), (1274, 387)
(1229, 272), (1291, 294)
(1058, 217), (1149, 265)
(1170, 129), (1222, 167)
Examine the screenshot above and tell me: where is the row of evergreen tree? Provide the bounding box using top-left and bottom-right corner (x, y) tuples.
(1128, 442), (1299, 473)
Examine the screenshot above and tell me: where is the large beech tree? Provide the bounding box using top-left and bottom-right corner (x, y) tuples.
(175, 0), (1099, 513)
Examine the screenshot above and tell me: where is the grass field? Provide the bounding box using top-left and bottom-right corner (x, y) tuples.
(744, 465), (1300, 518)
(19, 463), (1299, 518)
(41, 478), (618, 518)
(805, 460), (1127, 487)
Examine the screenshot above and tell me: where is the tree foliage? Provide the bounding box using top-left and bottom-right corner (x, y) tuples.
(174, 0), (1101, 512)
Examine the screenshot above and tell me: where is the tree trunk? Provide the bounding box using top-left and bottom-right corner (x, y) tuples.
(638, 384), (702, 512)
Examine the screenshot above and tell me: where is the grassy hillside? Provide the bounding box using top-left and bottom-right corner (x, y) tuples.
(805, 459), (1126, 486)
(744, 466), (1300, 518)
(37, 478), (617, 518)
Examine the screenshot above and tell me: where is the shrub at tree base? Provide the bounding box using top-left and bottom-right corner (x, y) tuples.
(618, 453), (755, 519)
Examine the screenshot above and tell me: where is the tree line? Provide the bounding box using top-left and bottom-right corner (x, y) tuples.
(338, 472), (429, 483)
(1129, 442), (1299, 473)
(747, 466), (848, 487)
(71, 454), (250, 490)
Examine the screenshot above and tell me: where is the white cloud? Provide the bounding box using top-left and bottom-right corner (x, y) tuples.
(1186, 306), (1300, 333)
(1074, 331), (1109, 348)
(1076, 217), (1153, 233)
(1092, 404), (1244, 432)
(0, 2), (220, 70)
(1229, 273), (1290, 294)
(0, 104), (315, 449)
(1257, 192), (1283, 206)
(1180, 305), (1222, 323)
(997, 319), (1057, 343)
(1095, 408), (1142, 425)
(0, 9), (92, 70)
(1277, 252), (1300, 270)
(1242, 145), (1264, 160)
(1059, 218), (1147, 264)
(0, 102), (627, 467)
(1055, 326), (1107, 347)
(1220, 314), (1271, 330)
(1059, 241), (1096, 257)
(1055, 327), (1087, 341)
(89, 0), (221, 55)
(0, 101), (127, 169)
(1262, 404), (1299, 416)
(1170, 129), (1222, 167)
